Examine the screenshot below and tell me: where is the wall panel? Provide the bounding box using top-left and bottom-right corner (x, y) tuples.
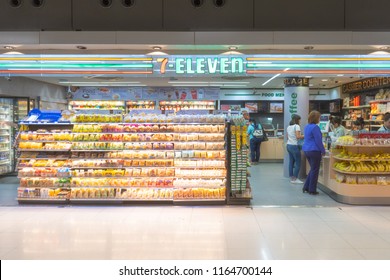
(0, 0), (71, 31)
(254, 0), (344, 31)
(73, 0), (163, 31)
(164, 0), (254, 31)
(345, 0), (390, 30)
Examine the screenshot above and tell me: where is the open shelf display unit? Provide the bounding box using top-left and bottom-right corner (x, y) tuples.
(327, 135), (390, 205)
(16, 114), (227, 204)
(342, 91), (389, 131)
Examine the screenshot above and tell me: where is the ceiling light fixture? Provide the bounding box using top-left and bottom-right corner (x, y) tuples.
(152, 46), (162, 50)
(321, 79), (328, 82)
(262, 74), (281, 86)
(337, 74), (344, 76)
(228, 46), (238, 50)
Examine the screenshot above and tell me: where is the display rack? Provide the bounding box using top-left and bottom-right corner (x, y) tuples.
(16, 123), (73, 203)
(226, 121), (251, 205)
(320, 135), (390, 205)
(68, 100), (125, 112)
(126, 101), (155, 111)
(159, 100), (216, 112)
(16, 113), (227, 205)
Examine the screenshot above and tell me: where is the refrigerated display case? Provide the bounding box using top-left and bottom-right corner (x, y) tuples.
(0, 97), (30, 175)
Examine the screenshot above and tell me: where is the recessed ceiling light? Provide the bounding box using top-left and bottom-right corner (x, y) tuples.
(228, 46), (238, 50)
(3, 46), (14, 50)
(305, 76), (312, 78)
(309, 84), (314, 87)
(304, 46), (314, 50)
(152, 46), (162, 50)
(321, 79), (328, 82)
(337, 74), (344, 76)
(76, 46), (87, 50)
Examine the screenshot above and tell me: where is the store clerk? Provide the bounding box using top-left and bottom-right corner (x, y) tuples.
(378, 112), (390, 132)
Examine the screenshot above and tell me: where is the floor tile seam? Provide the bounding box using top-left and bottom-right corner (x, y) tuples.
(336, 231), (390, 250)
(311, 247), (366, 260)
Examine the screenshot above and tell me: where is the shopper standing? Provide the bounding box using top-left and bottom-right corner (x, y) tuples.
(286, 114), (304, 184)
(353, 117), (368, 133)
(378, 112), (390, 132)
(247, 118), (262, 164)
(331, 116), (346, 138)
(302, 111), (326, 195)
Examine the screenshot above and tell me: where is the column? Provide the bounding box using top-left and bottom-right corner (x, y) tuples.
(283, 77), (310, 178)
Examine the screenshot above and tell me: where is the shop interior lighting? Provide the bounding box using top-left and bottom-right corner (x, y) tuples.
(3, 46), (15, 50)
(152, 46), (162, 50)
(228, 46), (238, 50)
(262, 73), (281, 86)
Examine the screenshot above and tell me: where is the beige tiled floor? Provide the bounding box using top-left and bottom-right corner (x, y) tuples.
(1, 205), (390, 260)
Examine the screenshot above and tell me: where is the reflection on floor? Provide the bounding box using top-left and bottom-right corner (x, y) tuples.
(0, 163), (390, 260)
(249, 163), (344, 207)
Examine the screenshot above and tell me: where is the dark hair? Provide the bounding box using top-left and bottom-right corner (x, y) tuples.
(249, 118), (256, 126)
(308, 110), (321, 124)
(332, 116), (342, 125)
(290, 114), (301, 125)
(354, 117), (365, 128)
(384, 112), (390, 122)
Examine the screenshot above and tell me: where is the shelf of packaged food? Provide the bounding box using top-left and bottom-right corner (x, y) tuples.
(174, 166), (226, 169)
(333, 168), (389, 175)
(0, 148), (10, 152)
(71, 150), (124, 152)
(0, 141), (10, 144)
(342, 105), (371, 109)
(0, 160), (10, 165)
(332, 182), (389, 187)
(18, 158), (70, 160)
(18, 149), (71, 152)
(369, 100), (390, 103)
(334, 144), (390, 148)
(17, 198), (68, 202)
(174, 176), (226, 179)
(18, 176), (71, 179)
(72, 176), (175, 179)
(333, 156), (390, 162)
(19, 122), (72, 125)
(71, 166), (124, 169)
(0, 134), (10, 136)
(19, 140), (71, 143)
(173, 199), (226, 202)
(71, 107), (125, 110)
(69, 186), (174, 189)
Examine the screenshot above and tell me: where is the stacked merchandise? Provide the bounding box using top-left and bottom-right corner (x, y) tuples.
(17, 127), (73, 200)
(229, 117), (251, 201)
(17, 112), (227, 204)
(332, 135), (390, 186)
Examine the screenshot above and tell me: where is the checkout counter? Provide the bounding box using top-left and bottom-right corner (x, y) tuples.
(260, 124), (285, 161)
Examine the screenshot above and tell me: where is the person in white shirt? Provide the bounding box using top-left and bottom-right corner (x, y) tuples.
(286, 114), (304, 184)
(378, 112), (390, 132)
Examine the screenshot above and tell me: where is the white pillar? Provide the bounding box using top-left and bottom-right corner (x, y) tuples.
(283, 77), (310, 178)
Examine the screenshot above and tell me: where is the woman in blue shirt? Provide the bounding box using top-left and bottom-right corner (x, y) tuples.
(302, 111), (326, 195)
(247, 119), (262, 164)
